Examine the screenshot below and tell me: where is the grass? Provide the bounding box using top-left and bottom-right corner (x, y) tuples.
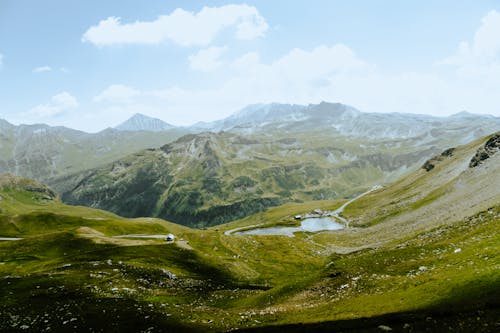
(0, 133), (499, 333)
(2, 200), (497, 331)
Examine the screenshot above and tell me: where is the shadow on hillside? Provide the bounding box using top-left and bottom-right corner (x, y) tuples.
(237, 283), (500, 333)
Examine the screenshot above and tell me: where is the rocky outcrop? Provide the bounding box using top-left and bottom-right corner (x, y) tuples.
(422, 148), (456, 172)
(469, 133), (500, 168)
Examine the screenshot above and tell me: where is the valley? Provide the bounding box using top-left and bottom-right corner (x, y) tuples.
(11, 102), (494, 228)
(3, 3), (500, 332)
(0, 132), (498, 332)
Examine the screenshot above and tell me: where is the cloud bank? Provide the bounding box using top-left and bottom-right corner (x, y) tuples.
(91, 9), (500, 126)
(189, 46), (228, 72)
(82, 4), (268, 46)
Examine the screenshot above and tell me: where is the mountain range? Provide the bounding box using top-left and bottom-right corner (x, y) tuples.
(45, 102), (499, 227)
(1, 102), (499, 227)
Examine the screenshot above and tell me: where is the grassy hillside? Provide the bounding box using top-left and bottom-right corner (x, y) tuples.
(55, 131), (446, 228)
(0, 133), (498, 332)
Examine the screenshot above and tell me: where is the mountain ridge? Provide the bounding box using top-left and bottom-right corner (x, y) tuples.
(2, 101), (499, 194)
(54, 126), (489, 227)
(3, 101), (499, 135)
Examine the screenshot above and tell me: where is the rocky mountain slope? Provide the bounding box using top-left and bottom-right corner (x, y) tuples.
(54, 125), (493, 227)
(2, 101), (499, 187)
(115, 113), (175, 131)
(196, 102), (500, 143)
(335, 131), (500, 248)
(0, 119), (188, 183)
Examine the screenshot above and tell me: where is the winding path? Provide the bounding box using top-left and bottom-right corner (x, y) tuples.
(223, 185), (382, 235)
(331, 185), (382, 226)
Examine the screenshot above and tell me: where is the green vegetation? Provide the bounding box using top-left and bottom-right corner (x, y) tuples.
(0, 132), (499, 332)
(57, 131), (443, 227)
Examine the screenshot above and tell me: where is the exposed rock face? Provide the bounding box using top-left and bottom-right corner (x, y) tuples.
(469, 133), (500, 168)
(422, 148), (455, 172)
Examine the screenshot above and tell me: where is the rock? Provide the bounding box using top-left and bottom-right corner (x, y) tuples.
(454, 248), (462, 253)
(440, 148), (455, 157)
(469, 133), (500, 167)
(418, 266), (428, 271)
(162, 269), (177, 280)
(378, 325), (392, 331)
(422, 160), (435, 171)
(422, 146), (457, 171)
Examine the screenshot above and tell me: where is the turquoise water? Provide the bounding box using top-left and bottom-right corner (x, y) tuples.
(236, 217), (344, 237)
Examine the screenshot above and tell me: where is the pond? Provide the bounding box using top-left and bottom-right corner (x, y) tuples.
(235, 217), (345, 237)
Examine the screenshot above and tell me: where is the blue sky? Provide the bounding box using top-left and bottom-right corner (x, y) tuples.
(1, 1), (500, 132)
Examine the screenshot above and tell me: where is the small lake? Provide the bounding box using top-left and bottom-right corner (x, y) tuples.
(235, 217), (345, 237)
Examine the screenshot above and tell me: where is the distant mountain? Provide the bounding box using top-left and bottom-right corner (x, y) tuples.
(3, 101), (499, 200)
(0, 119), (189, 183)
(54, 128), (454, 227)
(196, 102), (500, 142)
(115, 113), (175, 132)
(46, 102), (500, 227)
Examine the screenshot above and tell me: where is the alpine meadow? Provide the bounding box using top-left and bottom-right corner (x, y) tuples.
(0, 2), (499, 332)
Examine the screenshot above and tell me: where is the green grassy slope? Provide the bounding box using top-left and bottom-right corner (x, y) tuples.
(0, 132), (498, 332)
(56, 131), (445, 228)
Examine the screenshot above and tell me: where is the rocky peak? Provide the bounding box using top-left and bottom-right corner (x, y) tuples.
(115, 113), (174, 132)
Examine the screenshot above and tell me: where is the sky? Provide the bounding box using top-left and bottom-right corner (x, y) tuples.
(0, 0), (500, 132)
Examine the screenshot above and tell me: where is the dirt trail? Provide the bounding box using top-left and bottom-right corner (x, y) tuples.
(224, 186), (381, 235)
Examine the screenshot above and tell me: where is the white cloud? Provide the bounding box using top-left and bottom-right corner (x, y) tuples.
(82, 4), (268, 46)
(93, 84), (141, 103)
(188, 46), (228, 71)
(231, 51), (260, 70)
(88, 10), (500, 130)
(441, 10), (500, 65)
(33, 66), (52, 73)
(438, 10), (500, 79)
(27, 92), (78, 118)
(90, 45), (374, 124)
